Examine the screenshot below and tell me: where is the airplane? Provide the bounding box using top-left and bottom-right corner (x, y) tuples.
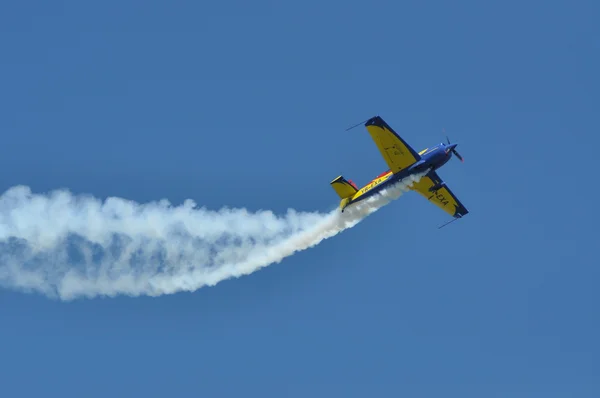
(330, 115), (469, 227)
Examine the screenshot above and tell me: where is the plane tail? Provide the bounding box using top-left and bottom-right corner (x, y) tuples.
(330, 175), (358, 199)
(330, 176), (359, 211)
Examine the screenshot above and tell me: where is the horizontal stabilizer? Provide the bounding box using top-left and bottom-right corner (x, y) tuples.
(330, 175), (358, 199)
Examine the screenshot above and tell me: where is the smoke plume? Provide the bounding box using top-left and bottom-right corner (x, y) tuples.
(0, 171), (428, 300)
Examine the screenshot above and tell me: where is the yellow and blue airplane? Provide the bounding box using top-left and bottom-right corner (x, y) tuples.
(330, 116), (469, 226)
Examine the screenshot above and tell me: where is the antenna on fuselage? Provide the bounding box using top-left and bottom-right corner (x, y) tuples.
(438, 216), (461, 229)
(345, 118), (371, 131)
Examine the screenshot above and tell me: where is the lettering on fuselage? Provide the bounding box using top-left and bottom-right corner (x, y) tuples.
(360, 181), (380, 195)
(357, 174), (391, 196)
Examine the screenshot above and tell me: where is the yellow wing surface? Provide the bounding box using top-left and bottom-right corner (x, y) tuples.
(364, 116), (422, 173)
(411, 171), (469, 218)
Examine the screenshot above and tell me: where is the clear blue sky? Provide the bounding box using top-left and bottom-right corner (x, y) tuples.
(1, 0), (598, 396)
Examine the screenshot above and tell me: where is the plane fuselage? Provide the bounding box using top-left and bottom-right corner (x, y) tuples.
(341, 143), (456, 210)
(410, 143), (456, 172)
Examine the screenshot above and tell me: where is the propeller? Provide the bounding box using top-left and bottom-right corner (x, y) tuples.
(444, 130), (464, 163)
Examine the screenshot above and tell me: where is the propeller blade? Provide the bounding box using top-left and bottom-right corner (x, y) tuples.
(452, 149), (464, 162)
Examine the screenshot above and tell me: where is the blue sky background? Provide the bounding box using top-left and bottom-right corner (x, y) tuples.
(0, 0), (598, 396)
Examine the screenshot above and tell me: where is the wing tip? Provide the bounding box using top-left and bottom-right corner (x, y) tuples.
(364, 115), (383, 127)
(454, 206), (469, 218)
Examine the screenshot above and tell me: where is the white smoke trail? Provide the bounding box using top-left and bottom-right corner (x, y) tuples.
(0, 171), (428, 300)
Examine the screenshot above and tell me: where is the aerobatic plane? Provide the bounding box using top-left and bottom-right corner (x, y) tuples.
(330, 116), (469, 227)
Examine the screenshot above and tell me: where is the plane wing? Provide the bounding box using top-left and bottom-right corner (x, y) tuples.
(411, 171), (469, 218)
(364, 116), (421, 173)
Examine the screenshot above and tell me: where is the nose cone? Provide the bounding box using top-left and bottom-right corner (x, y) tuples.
(447, 143), (457, 151)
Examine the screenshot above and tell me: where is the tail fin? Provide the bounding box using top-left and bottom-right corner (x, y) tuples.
(330, 175), (358, 199)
